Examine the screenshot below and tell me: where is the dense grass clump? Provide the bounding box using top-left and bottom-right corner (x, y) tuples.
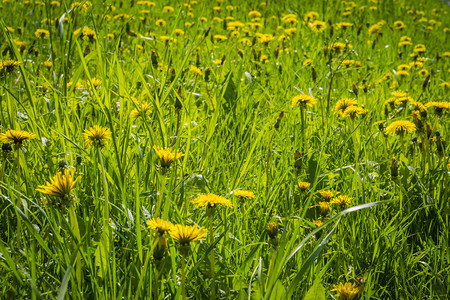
(0, 0), (449, 299)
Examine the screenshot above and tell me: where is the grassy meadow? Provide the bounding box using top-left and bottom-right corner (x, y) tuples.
(0, 0), (449, 299)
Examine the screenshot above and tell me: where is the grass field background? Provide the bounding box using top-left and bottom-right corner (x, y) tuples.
(0, 0), (449, 299)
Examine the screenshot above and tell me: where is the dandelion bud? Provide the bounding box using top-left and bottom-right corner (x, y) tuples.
(204, 67), (211, 82)
(221, 54), (226, 65)
(422, 74), (430, 91)
(238, 48), (244, 59)
(204, 27), (211, 38)
(426, 122), (433, 139)
(390, 157), (398, 178)
(2, 143), (12, 154)
(312, 66), (317, 83)
(58, 159), (68, 171)
(151, 50), (158, 68)
(278, 64), (282, 74)
(274, 110), (285, 129)
(196, 50), (200, 67)
(175, 87), (183, 110)
(266, 221), (280, 240)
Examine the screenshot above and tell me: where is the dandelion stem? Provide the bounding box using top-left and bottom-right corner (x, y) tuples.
(209, 212), (216, 300)
(266, 132), (275, 188)
(15, 146), (21, 201)
(181, 257), (186, 300)
(155, 170), (166, 217)
(69, 205), (82, 291)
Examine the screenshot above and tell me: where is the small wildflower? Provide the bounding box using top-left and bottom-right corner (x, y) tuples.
(233, 190), (256, 199)
(318, 201), (331, 214)
(332, 195), (352, 208)
(0, 129), (36, 147)
(191, 193), (232, 209)
(291, 94), (318, 108)
(36, 168), (81, 208)
(319, 190), (334, 201)
(332, 282), (361, 300)
(384, 120), (416, 136)
(153, 145), (184, 169)
(298, 182), (311, 191)
(83, 125), (112, 148)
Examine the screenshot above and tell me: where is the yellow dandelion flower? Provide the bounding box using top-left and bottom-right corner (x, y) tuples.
(318, 201), (331, 214)
(394, 20), (406, 30)
(169, 224), (208, 246)
(335, 98), (358, 116)
(36, 168), (81, 208)
(368, 23), (382, 35)
(191, 193), (233, 209)
(155, 19), (166, 27)
(233, 190), (256, 199)
(291, 94), (318, 108)
(332, 282), (361, 300)
(248, 10), (261, 18)
(147, 218), (172, 236)
(304, 11), (319, 22)
(384, 120), (416, 136)
(153, 145), (184, 168)
(425, 102), (450, 116)
(298, 182), (311, 191)
(190, 66), (202, 76)
(309, 20), (327, 32)
(312, 219), (323, 227)
(163, 6), (174, 13)
(83, 125), (112, 148)
(0, 129), (36, 146)
(130, 102), (152, 118)
(332, 195), (352, 208)
(34, 29), (50, 38)
(319, 190), (334, 201)
(0, 60), (22, 73)
(343, 106), (368, 119)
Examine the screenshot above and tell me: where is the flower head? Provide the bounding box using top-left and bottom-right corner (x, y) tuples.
(332, 195), (352, 208)
(190, 66), (202, 76)
(169, 224), (208, 246)
(233, 190), (256, 199)
(83, 125), (112, 148)
(0, 129), (36, 147)
(266, 221), (280, 239)
(36, 168), (81, 208)
(343, 106), (369, 120)
(0, 60), (22, 74)
(332, 282), (361, 300)
(298, 182), (311, 191)
(291, 94), (318, 108)
(384, 120), (416, 136)
(191, 193), (233, 209)
(147, 218), (172, 236)
(130, 102), (153, 118)
(318, 201), (331, 214)
(309, 20), (327, 32)
(319, 190), (334, 201)
(335, 98), (358, 116)
(153, 145), (184, 168)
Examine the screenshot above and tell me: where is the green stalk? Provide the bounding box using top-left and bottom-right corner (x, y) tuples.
(69, 205), (82, 292)
(181, 257), (186, 300)
(15, 146), (21, 201)
(155, 170), (166, 217)
(98, 150), (111, 295)
(209, 211), (216, 300)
